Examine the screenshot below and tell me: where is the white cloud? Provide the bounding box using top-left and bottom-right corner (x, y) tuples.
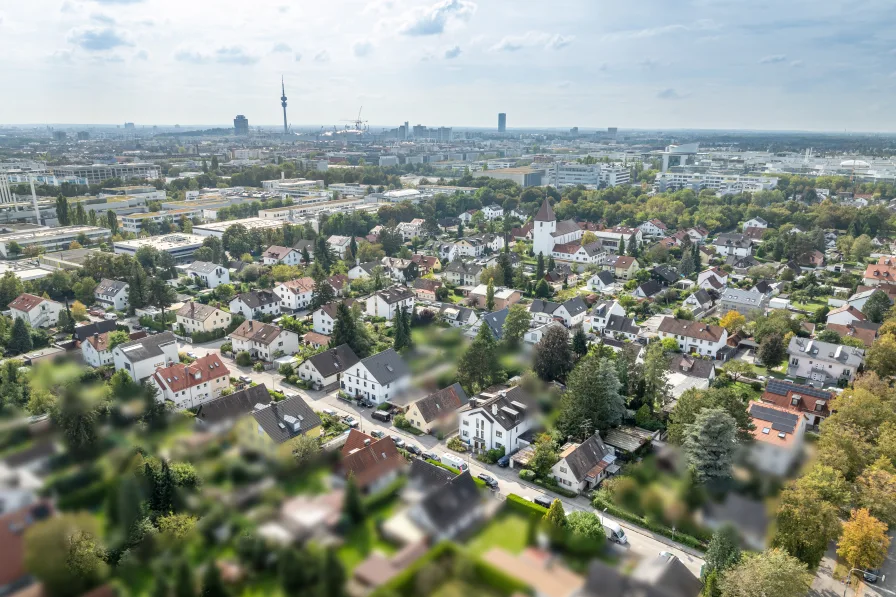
(67, 27), (132, 51)
(444, 45), (461, 59)
(174, 47), (207, 63)
(314, 50), (330, 63)
(492, 31), (574, 52)
(399, 0), (476, 36)
(48, 49), (74, 63)
(272, 42), (291, 53)
(133, 48), (148, 60)
(790, 59), (804, 68)
(546, 34), (574, 50)
(213, 46), (258, 65)
(657, 88), (684, 100)
(759, 54), (787, 64)
(602, 20), (719, 42)
(90, 13), (115, 24)
(353, 40), (374, 57)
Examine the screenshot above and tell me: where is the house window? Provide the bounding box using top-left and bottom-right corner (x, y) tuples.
(463, 420), (469, 426)
(559, 466), (567, 473)
(496, 431), (502, 438)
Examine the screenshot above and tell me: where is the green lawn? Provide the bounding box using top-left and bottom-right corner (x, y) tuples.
(336, 501), (400, 570)
(431, 580), (502, 597)
(467, 512), (530, 556)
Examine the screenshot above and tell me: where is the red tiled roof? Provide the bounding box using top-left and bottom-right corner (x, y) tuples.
(86, 332), (111, 352)
(863, 264), (896, 284)
(153, 353), (229, 393)
(279, 277), (316, 293)
(8, 293), (46, 313)
(341, 429), (405, 489)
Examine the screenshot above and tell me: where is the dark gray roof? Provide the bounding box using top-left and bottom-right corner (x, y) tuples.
(195, 384), (273, 426)
(670, 354), (715, 379)
(552, 219), (580, 236)
(726, 255), (759, 268)
(359, 348), (410, 385)
(458, 385), (533, 431)
(95, 278), (128, 295)
(187, 261), (223, 275)
(535, 199), (555, 222)
(293, 239), (315, 253)
(408, 458), (456, 491)
(252, 394), (322, 444)
(592, 270), (615, 285)
(529, 299), (560, 315)
(788, 337), (864, 366)
(234, 290), (278, 309)
(73, 319), (118, 341)
(305, 344), (360, 378)
(714, 232), (752, 248)
(176, 301), (220, 321)
(443, 260), (482, 275)
(561, 435), (610, 482)
(637, 280), (663, 297)
(721, 288), (767, 306)
(765, 379), (832, 401)
(651, 265), (679, 284)
(563, 297), (588, 317)
(413, 383), (468, 423)
(116, 331), (177, 363)
(376, 286), (415, 304)
(418, 471), (480, 533)
(635, 553), (703, 597)
(690, 289), (712, 305)
(605, 314), (640, 335)
(482, 308), (508, 339)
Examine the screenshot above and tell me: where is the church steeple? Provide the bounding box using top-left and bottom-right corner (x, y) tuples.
(535, 198), (555, 222)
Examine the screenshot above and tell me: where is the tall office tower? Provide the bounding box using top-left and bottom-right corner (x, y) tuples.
(281, 76), (289, 136)
(233, 115), (249, 136)
(498, 113), (507, 133)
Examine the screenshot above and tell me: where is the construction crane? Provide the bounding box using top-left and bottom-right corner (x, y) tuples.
(340, 106), (369, 133)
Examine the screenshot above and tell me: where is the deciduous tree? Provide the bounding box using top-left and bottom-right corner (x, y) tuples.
(837, 508), (890, 571)
(502, 304), (530, 349)
(719, 549), (811, 597)
(534, 326), (572, 382)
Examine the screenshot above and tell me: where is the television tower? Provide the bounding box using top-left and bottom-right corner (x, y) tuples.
(280, 76), (289, 136)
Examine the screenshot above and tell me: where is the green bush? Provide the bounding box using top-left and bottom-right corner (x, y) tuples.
(252, 362), (265, 372)
(364, 475), (406, 510)
(57, 479), (109, 510)
(477, 446), (506, 464)
(447, 436), (467, 452)
(377, 402), (391, 411)
(591, 495), (709, 550)
(534, 477), (578, 498)
(235, 351), (252, 367)
(221, 342), (233, 353)
(519, 469), (536, 481)
(505, 493), (547, 517)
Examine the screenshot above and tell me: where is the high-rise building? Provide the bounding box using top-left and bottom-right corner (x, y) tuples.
(498, 113), (506, 133)
(234, 115), (249, 136)
(280, 77), (289, 136)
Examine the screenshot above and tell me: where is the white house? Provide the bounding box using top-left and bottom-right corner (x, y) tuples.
(441, 260), (483, 286)
(348, 261), (380, 281)
(327, 235), (353, 258)
(8, 294), (63, 329)
(94, 279), (129, 311)
(713, 233), (753, 258)
(826, 304), (866, 326)
(150, 353), (231, 409)
(229, 320), (300, 362)
(175, 302), (232, 336)
(657, 317), (729, 359)
(747, 401), (806, 476)
(274, 278), (316, 311)
(456, 385), (534, 453)
(184, 261), (230, 289)
(586, 270), (616, 293)
(551, 435), (617, 494)
(229, 290), (280, 319)
(481, 204), (504, 220)
(81, 331), (115, 368)
(697, 267), (728, 289)
(112, 332), (180, 382)
(263, 245), (302, 266)
(312, 300), (356, 335)
(523, 321), (565, 344)
(527, 297), (587, 327)
(786, 337), (864, 386)
(742, 217), (768, 232)
(584, 300), (626, 334)
(638, 219), (668, 239)
(341, 348), (411, 404)
(297, 344), (360, 390)
(682, 289), (713, 314)
(366, 287), (415, 320)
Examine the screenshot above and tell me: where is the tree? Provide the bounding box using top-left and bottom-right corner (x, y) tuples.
(572, 327), (588, 357)
(309, 280), (335, 312)
(108, 330), (131, 351)
(457, 322), (504, 393)
(720, 360), (752, 383)
(56, 195), (70, 226)
(863, 290), (891, 323)
(71, 300), (88, 321)
(318, 548), (346, 597)
(705, 525), (741, 573)
(0, 271), (23, 307)
(174, 560), (195, 597)
(502, 304), (530, 349)
(684, 407), (736, 483)
(719, 549), (812, 597)
(9, 317), (32, 355)
(678, 252), (695, 276)
(856, 457), (896, 526)
(565, 510), (605, 554)
(850, 234), (873, 261)
(110, 368), (139, 399)
(23, 513), (106, 597)
(201, 562), (228, 597)
(534, 279), (551, 298)
(837, 508), (890, 571)
(557, 354), (623, 437)
(757, 333), (785, 368)
(719, 311), (746, 335)
(530, 434), (558, 478)
(534, 326), (572, 382)
(343, 474), (366, 525)
(617, 237), (626, 256)
(773, 483), (840, 568)
(279, 548), (316, 596)
(292, 434), (320, 465)
(235, 351), (252, 367)
(535, 253), (545, 280)
(149, 277), (176, 323)
(329, 302), (371, 358)
(866, 334), (896, 378)
(392, 306), (410, 351)
(641, 342), (671, 411)
(542, 499), (567, 544)
(485, 278), (496, 311)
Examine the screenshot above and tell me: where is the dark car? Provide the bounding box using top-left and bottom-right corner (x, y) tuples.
(422, 451), (440, 462)
(863, 568), (882, 583)
(390, 435), (405, 448)
(370, 430), (385, 439)
(497, 455), (510, 468)
(359, 399), (374, 408)
(477, 473), (498, 489)
(406, 444), (422, 456)
(533, 496), (552, 509)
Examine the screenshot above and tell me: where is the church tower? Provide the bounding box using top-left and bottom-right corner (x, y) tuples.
(533, 198), (556, 257)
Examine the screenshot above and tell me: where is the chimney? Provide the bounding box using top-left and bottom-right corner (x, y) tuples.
(492, 403), (498, 416)
(364, 438), (370, 446)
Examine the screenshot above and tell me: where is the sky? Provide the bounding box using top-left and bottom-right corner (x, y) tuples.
(2, 0), (896, 131)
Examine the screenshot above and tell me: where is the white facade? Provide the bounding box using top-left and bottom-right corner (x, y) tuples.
(185, 262), (230, 289)
(312, 307), (336, 335)
(458, 401), (533, 453)
(150, 358), (230, 409)
(584, 301), (626, 334)
(342, 357), (411, 404)
(229, 292), (280, 319)
(8, 296), (63, 329)
(366, 290), (415, 320)
(112, 334), (180, 382)
(481, 205), (504, 220)
(81, 335), (113, 368)
(94, 281), (129, 312)
(274, 279), (315, 311)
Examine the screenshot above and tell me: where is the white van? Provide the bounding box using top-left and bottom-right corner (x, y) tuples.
(602, 518), (628, 545)
(441, 453), (469, 471)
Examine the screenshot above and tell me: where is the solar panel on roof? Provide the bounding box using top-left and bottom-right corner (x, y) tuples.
(766, 379), (830, 400)
(772, 421), (795, 434)
(750, 404), (799, 434)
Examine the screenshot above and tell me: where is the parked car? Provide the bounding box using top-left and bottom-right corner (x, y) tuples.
(602, 519), (628, 545)
(390, 435), (405, 448)
(239, 375), (252, 384)
(187, 352), (197, 359)
(422, 451), (440, 462)
(359, 399), (374, 408)
(344, 417), (359, 429)
(477, 473), (498, 489)
(863, 568), (882, 583)
(497, 455), (510, 468)
(322, 408), (336, 417)
(370, 430), (385, 439)
(533, 496), (552, 509)
(406, 444), (421, 456)
(132, 325), (143, 331)
(371, 410), (391, 422)
(103, 313), (118, 321)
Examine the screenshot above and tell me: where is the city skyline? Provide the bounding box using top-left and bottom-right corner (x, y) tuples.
(2, 0), (895, 131)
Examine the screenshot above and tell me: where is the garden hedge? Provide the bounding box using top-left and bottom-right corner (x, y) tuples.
(505, 493), (547, 517)
(591, 495), (709, 550)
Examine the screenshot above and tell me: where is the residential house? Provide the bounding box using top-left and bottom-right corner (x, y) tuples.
(657, 317), (729, 359)
(175, 302), (232, 336)
(347, 260), (378, 280)
(481, 204), (504, 220)
(263, 245), (302, 266)
(638, 219), (668, 238)
(184, 261), (230, 289)
(458, 210), (476, 224)
(845, 288), (890, 312)
(327, 274), (349, 297)
(437, 304), (478, 328)
(742, 216), (768, 231)
(747, 402), (806, 476)
(410, 254), (441, 276)
(527, 297), (587, 327)
(342, 348), (411, 404)
(293, 239), (315, 261)
(412, 278), (442, 301)
(584, 300), (626, 334)
(743, 226), (767, 242)
(81, 331), (115, 368)
(862, 263), (896, 286)
(312, 301), (348, 335)
(298, 344), (359, 390)
(340, 429), (406, 493)
(684, 226), (709, 243)
(229, 290), (280, 319)
(586, 270), (616, 293)
(441, 260), (483, 286)
(826, 321), (880, 348)
(366, 287), (415, 320)
(682, 289), (713, 314)
(380, 257), (418, 283)
(457, 385), (534, 453)
(697, 267), (728, 289)
(150, 353), (230, 408)
(72, 320), (117, 344)
(404, 383), (468, 435)
(0, 501), (54, 597)
(551, 241), (605, 264)
(396, 219), (425, 241)
(651, 265), (679, 286)
(94, 279), (129, 311)
(273, 278), (316, 312)
(719, 288), (769, 316)
(612, 255), (640, 280)
(195, 384), (273, 433)
(798, 250), (824, 269)
(667, 354), (716, 398)
(523, 320), (567, 344)
(826, 304), (866, 326)
(469, 285), (521, 310)
(601, 314), (641, 341)
(8, 294), (63, 328)
(578, 555), (701, 597)
(112, 331), (179, 381)
(236, 395), (322, 459)
(634, 280), (663, 300)
(551, 434), (617, 494)
(713, 233), (753, 258)
(229, 320), (300, 362)
(761, 379), (832, 427)
(726, 255), (760, 272)
(327, 235), (353, 258)
(407, 470), (483, 541)
(787, 337), (864, 386)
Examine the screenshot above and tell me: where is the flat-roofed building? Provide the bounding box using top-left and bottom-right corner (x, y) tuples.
(0, 226), (110, 258)
(114, 233), (206, 263)
(193, 217), (286, 239)
(54, 163), (161, 185)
